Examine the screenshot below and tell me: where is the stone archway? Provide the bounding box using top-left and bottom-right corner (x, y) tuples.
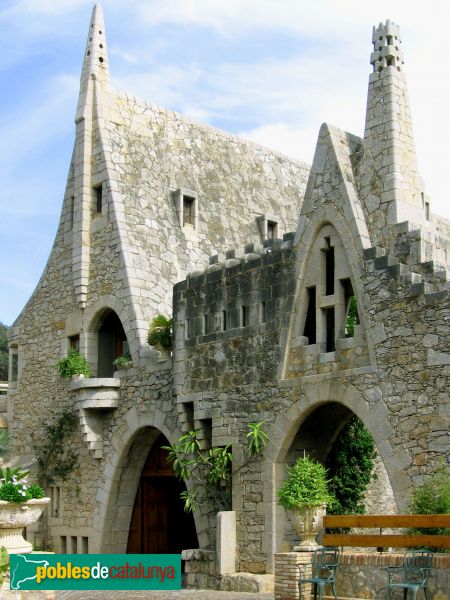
(261, 380), (409, 573)
(90, 410), (209, 554)
(127, 432), (198, 554)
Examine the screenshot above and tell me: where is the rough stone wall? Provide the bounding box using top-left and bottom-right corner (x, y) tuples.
(173, 208), (450, 572)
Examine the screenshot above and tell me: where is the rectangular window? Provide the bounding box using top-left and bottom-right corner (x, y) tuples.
(325, 307), (335, 352)
(199, 418), (212, 449)
(69, 335), (80, 352)
(303, 287), (316, 344)
(183, 402), (194, 431)
(10, 351), (18, 382)
(71, 536), (78, 554)
(183, 195), (195, 226)
(95, 185), (103, 214)
(267, 220), (278, 240)
(60, 537), (67, 553)
(81, 537), (89, 554)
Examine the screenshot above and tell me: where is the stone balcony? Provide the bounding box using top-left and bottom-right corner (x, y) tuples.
(70, 377), (120, 458)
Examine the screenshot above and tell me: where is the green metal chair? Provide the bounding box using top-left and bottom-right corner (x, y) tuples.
(298, 546), (339, 600)
(382, 550), (433, 600)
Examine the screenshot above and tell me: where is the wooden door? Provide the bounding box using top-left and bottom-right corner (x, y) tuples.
(127, 434), (198, 554)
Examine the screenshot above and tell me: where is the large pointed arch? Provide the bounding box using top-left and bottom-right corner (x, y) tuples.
(260, 379), (410, 573)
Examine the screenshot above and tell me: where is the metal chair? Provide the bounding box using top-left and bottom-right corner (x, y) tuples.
(298, 546), (339, 600)
(382, 550), (433, 600)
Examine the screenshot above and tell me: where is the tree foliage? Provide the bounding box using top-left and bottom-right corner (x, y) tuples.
(0, 323), (9, 381)
(326, 415), (376, 515)
(164, 421), (268, 513)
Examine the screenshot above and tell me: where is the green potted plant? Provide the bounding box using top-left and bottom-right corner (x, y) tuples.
(147, 314), (173, 353)
(57, 348), (92, 379)
(278, 455), (334, 550)
(0, 467), (49, 554)
(113, 353), (133, 370)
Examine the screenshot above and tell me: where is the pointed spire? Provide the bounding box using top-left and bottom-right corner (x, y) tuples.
(76, 4), (109, 122)
(360, 20), (427, 232)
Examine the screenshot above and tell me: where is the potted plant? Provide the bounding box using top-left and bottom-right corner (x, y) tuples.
(147, 314), (173, 353)
(57, 348), (92, 379)
(0, 467), (49, 554)
(113, 354), (133, 370)
(278, 455), (334, 550)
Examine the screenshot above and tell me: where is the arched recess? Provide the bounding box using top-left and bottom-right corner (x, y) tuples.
(84, 301), (131, 377)
(280, 205), (375, 380)
(90, 410), (208, 554)
(127, 432), (198, 553)
(260, 380), (410, 573)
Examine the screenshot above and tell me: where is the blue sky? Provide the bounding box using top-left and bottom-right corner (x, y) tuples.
(0, 0), (449, 326)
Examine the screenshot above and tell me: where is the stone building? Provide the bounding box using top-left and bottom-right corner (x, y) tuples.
(7, 5), (450, 587)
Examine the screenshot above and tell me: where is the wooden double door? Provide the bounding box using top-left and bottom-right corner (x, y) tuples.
(127, 434), (198, 554)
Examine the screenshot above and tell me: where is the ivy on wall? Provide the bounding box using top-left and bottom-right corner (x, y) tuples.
(326, 415), (377, 514)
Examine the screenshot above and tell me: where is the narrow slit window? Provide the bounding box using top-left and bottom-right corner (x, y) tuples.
(60, 537), (67, 553)
(71, 536), (78, 554)
(222, 310), (227, 331)
(183, 402), (194, 431)
(81, 537), (89, 554)
(199, 418), (212, 448)
(260, 301), (266, 323)
(303, 287), (316, 344)
(203, 314), (208, 335)
(94, 185), (103, 214)
(69, 196), (75, 230)
(241, 305), (248, 327)
(325, 307), (335, 352)
(324, 237), (335, 295)
(10, 350), (18, 382)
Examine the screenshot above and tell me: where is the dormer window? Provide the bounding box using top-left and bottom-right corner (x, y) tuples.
(173, 188), (198, 230)
(267, 221), (278, 240)
(257, 214), (281, 242)
(183, 195), (195, 226)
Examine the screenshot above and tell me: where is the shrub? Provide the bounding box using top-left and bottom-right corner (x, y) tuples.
(409, 466), (450, 549)
(278, 456), (334, 509)
(57, 349), (92, 378)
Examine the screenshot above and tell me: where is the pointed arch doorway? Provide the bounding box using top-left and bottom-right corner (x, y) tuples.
(126, 433), (198, 554)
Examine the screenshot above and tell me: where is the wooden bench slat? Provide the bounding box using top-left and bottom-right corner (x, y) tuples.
(323, 534), (450, 548)
(323, 514), (450, 528)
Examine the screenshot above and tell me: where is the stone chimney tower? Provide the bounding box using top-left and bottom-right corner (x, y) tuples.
(360, 20), (429, 238)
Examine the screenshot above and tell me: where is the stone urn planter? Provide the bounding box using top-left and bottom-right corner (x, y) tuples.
(0, 497), (50, 554)
(277, 456), (334, 551)
(290, 503), (327, 551)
